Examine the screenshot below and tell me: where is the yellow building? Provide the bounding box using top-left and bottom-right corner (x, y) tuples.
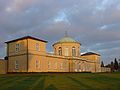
(1, 35), (101, 74)
(0, 59), (7, 74)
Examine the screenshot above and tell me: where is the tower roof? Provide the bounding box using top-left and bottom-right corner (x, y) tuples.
(58, 37), (78, 43)
(53, 36), (81, 46)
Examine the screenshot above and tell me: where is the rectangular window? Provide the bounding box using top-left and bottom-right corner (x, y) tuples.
(15, 43), (20, 52)
(36, 43), (39, 51)
(54, 62), (57, 69)
(60, 63), (63, 69)
(15, 61), (19, 70)
(65, 48), (69, 56)
(48, 61), (51, 69)
(36, 60), (39, 69)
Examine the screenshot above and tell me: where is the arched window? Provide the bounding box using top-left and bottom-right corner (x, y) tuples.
(58, 47), (62, 56)
(72, 47), (76, 56)
(54, 48), (56, 54)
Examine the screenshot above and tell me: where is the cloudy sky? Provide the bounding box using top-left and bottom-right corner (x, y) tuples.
(0, 0), (120, 64)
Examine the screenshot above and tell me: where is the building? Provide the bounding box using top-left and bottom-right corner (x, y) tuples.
(1, 35), (101, 74)
(101, 67), (111, 72)
(0, 59), (7, 74)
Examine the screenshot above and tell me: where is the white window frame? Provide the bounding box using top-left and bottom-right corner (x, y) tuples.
(15, 60), (19, 70)
(15, 43), (20, 52)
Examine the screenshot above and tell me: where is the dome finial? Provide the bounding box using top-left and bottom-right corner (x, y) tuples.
(65, 31), (68, 37)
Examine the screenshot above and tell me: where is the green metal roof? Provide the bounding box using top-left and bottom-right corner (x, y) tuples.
(58, 37), (78, 43)
(53, 36), (81, 46)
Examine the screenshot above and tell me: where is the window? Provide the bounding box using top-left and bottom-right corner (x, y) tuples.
(48, 61), (51, 69)
(36, 43), (39, 51)
(54, 48), (57, 54)
(54, 62), (57, 69)
(79, 63), (81, 72)
(78, 47), (80, 56)
(36, 60), (39, 69)
(72, 47), (76, 57)
(65, 48), (69, 56)
(15, 60), (19, 70)
(60, 63), (63, 69)
(15, 43), (20, 52)
(58, 47), (62, 56)
(75, 62), (78, 71)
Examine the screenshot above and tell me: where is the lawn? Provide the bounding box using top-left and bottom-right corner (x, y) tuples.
(0, 72), (120, 90)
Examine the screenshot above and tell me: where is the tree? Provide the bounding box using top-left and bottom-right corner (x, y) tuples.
(105, 64), (111, 68)
(114, 58), (119, 71)
(101, 61), (104, 67)
(119, 63), (120, 71)
(111, 61), (114, 72)
(118, 59), (120, 71)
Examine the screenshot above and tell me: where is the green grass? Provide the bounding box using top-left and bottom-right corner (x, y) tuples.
(0, 73), (120, 90)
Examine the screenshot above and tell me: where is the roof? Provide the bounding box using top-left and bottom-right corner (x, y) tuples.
(81, 52), (100, 56)
(5, 36), (48, 43)
(0, 59), (5, 61)
(53, 36), (81, 46)
(59, 37), (78, 43)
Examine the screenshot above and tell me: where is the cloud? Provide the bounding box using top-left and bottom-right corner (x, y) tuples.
(4, 0), (37, 12)
(0, 0), (120, 64)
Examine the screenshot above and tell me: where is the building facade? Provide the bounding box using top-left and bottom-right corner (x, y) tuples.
(1, 35), (101, 74)
(0, 59), (7, 74)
